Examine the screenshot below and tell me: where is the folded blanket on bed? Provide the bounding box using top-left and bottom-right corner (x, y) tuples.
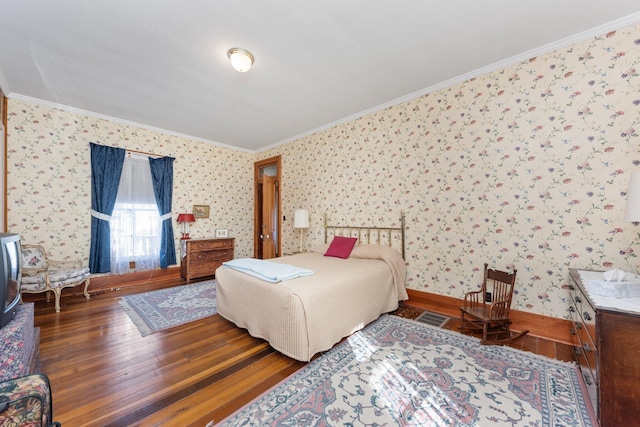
(222, 258), (314, 283)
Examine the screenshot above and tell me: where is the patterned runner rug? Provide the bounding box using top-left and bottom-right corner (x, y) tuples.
(119, 280), (217, 336)
(220, 314), (596, 426)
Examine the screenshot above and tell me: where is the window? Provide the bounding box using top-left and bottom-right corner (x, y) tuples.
(110, 154), (161, 274)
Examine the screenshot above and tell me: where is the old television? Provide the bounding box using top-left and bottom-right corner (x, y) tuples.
(0, 233), (22, 329)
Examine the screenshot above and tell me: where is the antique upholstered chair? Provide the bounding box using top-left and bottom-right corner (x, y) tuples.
(459, 263), (528, 344)
(20, 244), (90, 313)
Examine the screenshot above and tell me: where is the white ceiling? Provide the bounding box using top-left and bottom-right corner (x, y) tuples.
(2, 1), (640, 152)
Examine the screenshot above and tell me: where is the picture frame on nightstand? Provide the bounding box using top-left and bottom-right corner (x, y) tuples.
(215, 228), (228, 238)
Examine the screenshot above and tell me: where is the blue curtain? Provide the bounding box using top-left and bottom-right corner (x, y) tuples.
(149, 156), (176, 268)
(89, 143), (125, 273)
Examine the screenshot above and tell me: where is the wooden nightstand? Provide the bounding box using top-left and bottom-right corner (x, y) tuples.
(181, 238), (234, 281)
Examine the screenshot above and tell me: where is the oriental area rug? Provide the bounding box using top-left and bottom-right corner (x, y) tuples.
(119, 280), (217, 336)
(219, 314), (596, 427)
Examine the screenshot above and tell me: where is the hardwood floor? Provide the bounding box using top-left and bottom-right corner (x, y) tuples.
(33, 282), (573, 426)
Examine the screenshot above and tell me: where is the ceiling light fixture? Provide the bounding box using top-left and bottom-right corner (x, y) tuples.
(227, 48), (254, 73)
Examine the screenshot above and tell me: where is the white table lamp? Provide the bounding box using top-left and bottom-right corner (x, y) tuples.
(294, 209), (309, 253)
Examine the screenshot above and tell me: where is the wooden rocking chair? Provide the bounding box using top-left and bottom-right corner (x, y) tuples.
(459, 263), (528, 344)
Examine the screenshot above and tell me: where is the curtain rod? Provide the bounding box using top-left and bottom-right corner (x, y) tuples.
(126, 148), (174, 160)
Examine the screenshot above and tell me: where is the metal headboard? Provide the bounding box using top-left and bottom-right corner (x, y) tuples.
(324, 212), (406, 259)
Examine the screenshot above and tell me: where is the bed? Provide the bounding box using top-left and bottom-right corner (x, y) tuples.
(215, 214), (408, 362)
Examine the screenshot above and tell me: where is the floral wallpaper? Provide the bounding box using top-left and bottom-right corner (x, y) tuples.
(6, 103), (255, 265)
(5, 22), (640, 320)
(260, 22), (640, 319)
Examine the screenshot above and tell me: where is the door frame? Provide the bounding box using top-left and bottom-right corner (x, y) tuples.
(254, 155), (282, 258)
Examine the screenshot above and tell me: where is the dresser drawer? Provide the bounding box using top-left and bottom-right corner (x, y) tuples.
(574, 344), (597, 387)
(569, 280), (597, 352)
(190, 249), (233, 263)
(569, 300), (598, 379)
(574, 344), (598, 413)
(573, 290), (597, 348)
(189, 239), (234, 252)
(188, 259), (226, 278)
(572, 321), (598, 382)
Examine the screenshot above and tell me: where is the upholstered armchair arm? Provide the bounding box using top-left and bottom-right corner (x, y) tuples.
(21, 267), (48, 276)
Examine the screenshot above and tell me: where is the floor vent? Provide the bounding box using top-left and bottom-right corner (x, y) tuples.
(415, 311), (450, 328)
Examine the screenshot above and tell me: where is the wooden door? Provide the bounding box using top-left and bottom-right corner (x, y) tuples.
(254, 156), (281, 259)
(261, 175), (277, 259)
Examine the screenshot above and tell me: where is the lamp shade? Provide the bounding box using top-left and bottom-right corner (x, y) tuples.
(293, 209), (309, 229)
(177, 213), (196, 223)
(625, 171), (640, 222)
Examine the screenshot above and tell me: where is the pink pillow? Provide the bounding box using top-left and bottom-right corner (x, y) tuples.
(324, 236), (358, 259)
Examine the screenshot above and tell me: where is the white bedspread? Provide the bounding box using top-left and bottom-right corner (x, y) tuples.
(215, 244), (407, 361)
(222, 258), (314, 282)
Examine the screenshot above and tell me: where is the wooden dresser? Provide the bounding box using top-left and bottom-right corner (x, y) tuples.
(181, 238), (234, 281)
(568, 268), (640, 426)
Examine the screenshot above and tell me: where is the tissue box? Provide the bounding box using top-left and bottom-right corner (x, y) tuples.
(588, 280), (640, 298)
